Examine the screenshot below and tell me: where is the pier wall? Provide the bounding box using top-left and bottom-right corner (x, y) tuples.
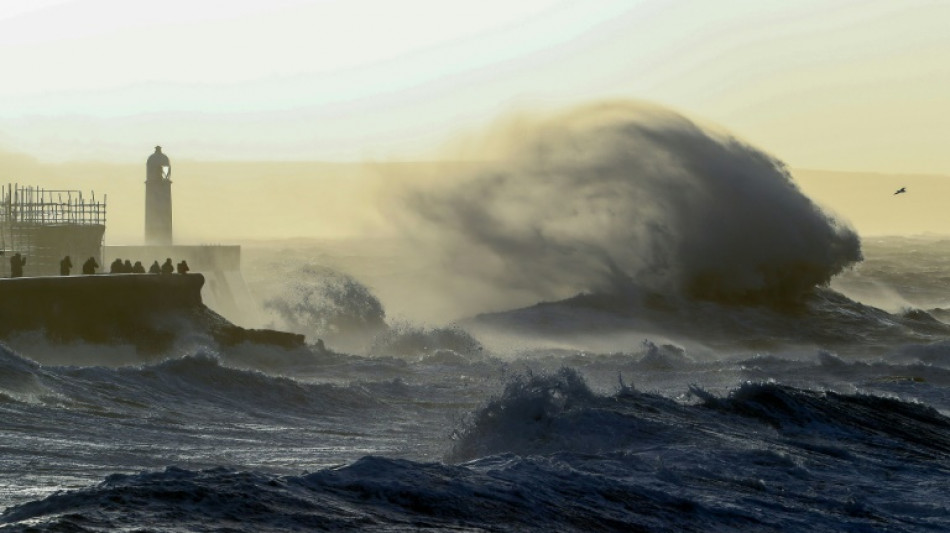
(104, 245), (254, 325)
(0, 274), (302, 352)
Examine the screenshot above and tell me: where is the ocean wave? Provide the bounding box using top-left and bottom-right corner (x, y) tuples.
(448, 368), (705, 462)
(369, 323), (484, 360)
(731, 350), (950, 391)
(696, 382), (950, 453)
(450, 368), (950, 460)
(0, 343), (60, 403)
(0, 342), (42, 385)
(893, 340), (950, 367)
(5, 440), (949, 533)
(637, 340), (693, 370)
(26, 353), (384, 420)
(3, 366), (949, 531)
(263, 264), (388, 354)
(0, 460), (725, 532)
(473, 286), (950, 353)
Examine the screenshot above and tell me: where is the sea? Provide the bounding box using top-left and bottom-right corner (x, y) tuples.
(2, 103), (949, 531)
(0, 234), (949, 532)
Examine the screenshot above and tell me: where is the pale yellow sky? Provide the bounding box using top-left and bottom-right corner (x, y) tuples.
(0, 0), (948, 175)
(793, 168), (950, 237)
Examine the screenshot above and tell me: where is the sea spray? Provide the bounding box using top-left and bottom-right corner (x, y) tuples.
(397, 101), (862, 309)
(264, 264), (387, 352)
(369, 322), (483, 360)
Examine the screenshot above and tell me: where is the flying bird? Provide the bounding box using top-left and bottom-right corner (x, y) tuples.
(894, 187), (906, 195)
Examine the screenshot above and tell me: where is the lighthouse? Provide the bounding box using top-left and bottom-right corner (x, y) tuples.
(145, 146), (172, 245)
(105, 145), (252, 322)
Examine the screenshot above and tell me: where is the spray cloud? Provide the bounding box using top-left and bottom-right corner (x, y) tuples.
(400, 101), (861, 308)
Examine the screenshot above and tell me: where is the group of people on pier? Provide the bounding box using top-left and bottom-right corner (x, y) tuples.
(7, 254), (190, 277)
(109, 258), (146, 274)
(66, 256), (189, 276)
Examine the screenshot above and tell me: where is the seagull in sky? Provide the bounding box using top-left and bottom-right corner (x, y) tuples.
(894, 187), (907, 195)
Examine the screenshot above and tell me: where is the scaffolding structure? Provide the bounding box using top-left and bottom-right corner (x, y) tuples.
(1, 184), (106, 277)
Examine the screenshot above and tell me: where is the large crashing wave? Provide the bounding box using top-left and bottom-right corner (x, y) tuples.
(404, 101), (861, 306)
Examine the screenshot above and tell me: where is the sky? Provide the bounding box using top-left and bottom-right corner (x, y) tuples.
(0, 0), (948, 174)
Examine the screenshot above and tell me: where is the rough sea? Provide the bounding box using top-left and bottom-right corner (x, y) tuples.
(3, 106), (950, 531)
(0, 235), (948, 532)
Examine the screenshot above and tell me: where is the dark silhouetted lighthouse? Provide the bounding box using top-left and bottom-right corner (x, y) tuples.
(145, 146), (172, 245)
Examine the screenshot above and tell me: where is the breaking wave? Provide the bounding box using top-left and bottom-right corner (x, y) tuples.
(369, 323), (484, 360)
(264, 264), (388, 352)
(6, 368), (950, 532)
(401, 101), (861, 308)
(0, 348), (384, 417)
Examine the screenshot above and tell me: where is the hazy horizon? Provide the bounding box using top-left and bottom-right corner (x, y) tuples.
(1, 145), (946, 246)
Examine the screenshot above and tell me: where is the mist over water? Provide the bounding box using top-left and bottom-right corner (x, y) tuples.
(398, 101), (862, 309)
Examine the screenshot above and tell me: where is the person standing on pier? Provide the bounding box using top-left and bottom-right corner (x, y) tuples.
(10, 253), (26, 278)
(60, 255), (72, 276)
(82, 256), (99, 275)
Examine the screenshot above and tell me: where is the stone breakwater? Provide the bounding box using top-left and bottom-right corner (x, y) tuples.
(0, 273), (304, 353)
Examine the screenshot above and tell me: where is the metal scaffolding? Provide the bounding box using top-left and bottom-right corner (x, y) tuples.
(1, 184), (107, 277)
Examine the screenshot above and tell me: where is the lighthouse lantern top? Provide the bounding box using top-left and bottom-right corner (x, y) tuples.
(146, 146), (171, 181)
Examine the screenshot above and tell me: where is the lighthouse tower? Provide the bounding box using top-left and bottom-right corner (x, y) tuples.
(107, 145), (253, 323)
(145, 146), (172, 245)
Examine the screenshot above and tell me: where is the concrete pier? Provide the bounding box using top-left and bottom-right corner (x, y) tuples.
(104, 245), (253, 325)
(0, 274), (303, 353)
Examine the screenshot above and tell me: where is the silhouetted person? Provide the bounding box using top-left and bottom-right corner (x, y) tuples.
(9, 253), (25, 278)
(109, 258), (124, 274)
(132, 261), (146, 274)
(123, 259), (133, 273)
(161, 258), (174, 275)
(149, 260), (161, 274)
(60, 255), (73, 276)
(82, 256), (99, 275)
(177, 260), (190, 275)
